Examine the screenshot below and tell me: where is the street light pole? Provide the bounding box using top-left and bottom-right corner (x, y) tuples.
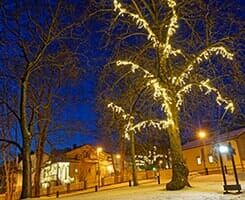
(97, 147), (103, 188)
(218, 143), (241, 194)
(198, 130), (208, 175)
(116, 154), (121, 174)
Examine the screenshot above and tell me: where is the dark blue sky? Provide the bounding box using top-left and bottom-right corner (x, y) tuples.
(56, 0), (245, 149)
(0, 0), (244, 152)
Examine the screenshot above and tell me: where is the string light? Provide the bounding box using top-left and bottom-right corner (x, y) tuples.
(108, 102), (133, 120)
(116, 60), (173, 119)
(131, 119), (174, 133)
(199, 79), (234, 113)
(176, 46), (234, 86)
(112, 0), (235, 140)
(114, 0), (160, 47)
(107, 102), (173, 139)
(162, 0), (179, 58)
(175, 80), (234, 113)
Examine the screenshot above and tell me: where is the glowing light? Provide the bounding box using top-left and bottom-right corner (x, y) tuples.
(40, 162), (74, 187)
(116, 60), (173, 120)
(107, 165), (114, 174)
(163, 0), (179, 58)
(176, 84), (193, 109)
(131, 119), (173, 133)
(108, 102), (133, 120)
(176, 79), (234, 113)
(198, 130), (206, 139)
(219, 145), (229, 154)
(116, 154), (121, 159)
(200, 79), (234, 113)
(97, 147), (103, 153)
(176, 46), (234, 86)
(107, 102), (172, 138)
(113, 0), (160, 47)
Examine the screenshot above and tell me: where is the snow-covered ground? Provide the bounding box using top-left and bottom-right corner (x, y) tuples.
(38, 174), (244, 200)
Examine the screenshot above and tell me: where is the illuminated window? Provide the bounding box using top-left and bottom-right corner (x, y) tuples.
(196, 156), (202, 165)
(208, 155), (214, 163)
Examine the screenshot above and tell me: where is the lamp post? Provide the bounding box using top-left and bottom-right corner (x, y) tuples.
(157, 160), (163, 184)
(218, 143), (241, 194)
(116, 154), (121, 174)
(197, 130), (208, 175)
(97, 147), (103, 187)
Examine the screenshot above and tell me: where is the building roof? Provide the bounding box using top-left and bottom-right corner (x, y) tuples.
(182, 127), (245, 150)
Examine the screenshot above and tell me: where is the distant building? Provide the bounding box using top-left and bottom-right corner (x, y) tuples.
(40, 144), (114, 188)
(40, 161), (73, 188)
(182, 128), (245, 174)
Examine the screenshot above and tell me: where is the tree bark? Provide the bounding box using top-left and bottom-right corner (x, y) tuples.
(129, 130), (138, 186)
(34, 142), (44, 197)
(20, 76), (32, 199)
(166, 105), (190, 190)
(119, 131), (125, 182)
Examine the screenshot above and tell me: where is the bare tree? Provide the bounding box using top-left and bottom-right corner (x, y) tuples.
(0, 0), (90, 197)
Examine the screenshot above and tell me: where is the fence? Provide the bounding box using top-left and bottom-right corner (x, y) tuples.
(0, 170), (157, 199)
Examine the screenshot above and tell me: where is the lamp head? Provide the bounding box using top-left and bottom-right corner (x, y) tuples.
(198, 130), (207, 139)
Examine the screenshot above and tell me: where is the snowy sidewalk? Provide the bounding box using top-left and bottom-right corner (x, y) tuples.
(36, 175), (245, 200)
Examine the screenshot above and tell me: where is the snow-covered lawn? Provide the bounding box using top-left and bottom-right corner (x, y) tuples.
(38, 174), (244, 200)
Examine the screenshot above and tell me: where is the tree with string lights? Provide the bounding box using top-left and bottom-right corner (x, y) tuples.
(109, 0), (235, 190)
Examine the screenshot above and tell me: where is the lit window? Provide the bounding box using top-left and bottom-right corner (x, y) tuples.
(208, 155), (214, 163)
(196, 156), (202, 165)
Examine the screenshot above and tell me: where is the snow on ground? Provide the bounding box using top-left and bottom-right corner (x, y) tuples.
(38, 174), (245, 200)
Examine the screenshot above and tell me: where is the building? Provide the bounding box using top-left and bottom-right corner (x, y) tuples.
(40, 161), (73, 188)
(40, 144), (114, 188)
(182, 128), (245, 174)
(65, 144), (113, 184)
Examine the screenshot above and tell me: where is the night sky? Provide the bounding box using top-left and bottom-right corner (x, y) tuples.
(0, 0), (244, 152)
(41, 0), (245, 150)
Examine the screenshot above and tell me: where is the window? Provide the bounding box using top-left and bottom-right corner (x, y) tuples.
(196, 156), (202, 165)
(83, 151), (90, 158)
(208, 155), (214, 163)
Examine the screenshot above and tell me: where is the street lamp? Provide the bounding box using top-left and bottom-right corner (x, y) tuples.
(116, 154), (121, 174)
(197, 130), (208, 175)
(157, 160), (163, 184)
(217, 143), (241, 194)
(97, 147), (103, 187)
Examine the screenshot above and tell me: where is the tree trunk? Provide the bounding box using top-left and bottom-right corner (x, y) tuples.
(20, 77), (32, 199)
(111, 153), (117, 174)
(34, 86), (51, 197)
(34, 145), (44, 197)
(166, 105), (190, 190)
(129, 130), (138, 186)
(21, 138), (32, 198)
(119, 132), (125, 182)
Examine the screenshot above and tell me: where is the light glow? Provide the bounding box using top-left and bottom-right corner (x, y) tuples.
(198, 130), (206, 139)
(176, 46), (234, 86)
(97, 147), (103, 153)
(113, 0), (160, 47)
(219, 145), (229, 154)
(107, 102), (172, 138)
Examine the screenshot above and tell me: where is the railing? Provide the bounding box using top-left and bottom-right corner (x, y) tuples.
(0, 170), (156, 199)
(1, 167), (243, 199)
